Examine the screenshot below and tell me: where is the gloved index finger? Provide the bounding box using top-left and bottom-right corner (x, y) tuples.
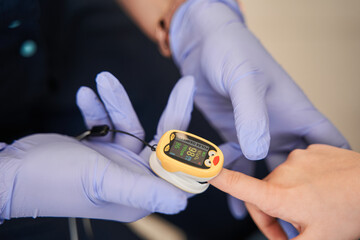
(155, 75), (196, 140)
(76, 86), (113, 142)
(96, 72), (145, 154)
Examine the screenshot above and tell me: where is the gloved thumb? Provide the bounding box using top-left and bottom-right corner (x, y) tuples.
(140, 76), (196, 160)
(229, 72), (270, 160)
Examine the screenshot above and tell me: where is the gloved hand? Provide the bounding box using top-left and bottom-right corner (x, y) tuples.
(169, 0), (350, 235)
(170, 0), (349, 159)
(0, 72), (195, 222)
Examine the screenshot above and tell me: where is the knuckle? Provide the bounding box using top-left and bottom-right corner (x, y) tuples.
(270, 163), (291, 178)
(307, 144), (321, 150)
(225, 171), (243, 188)
(288, 149), (306, 161)
(221, 170), (246, 194)
(261, 184), (282, 214)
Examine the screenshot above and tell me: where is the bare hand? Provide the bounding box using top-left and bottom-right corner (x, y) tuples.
(210, 145), (360, 240)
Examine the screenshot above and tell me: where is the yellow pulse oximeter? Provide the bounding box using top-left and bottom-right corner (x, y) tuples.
(149, 130), (224, 193)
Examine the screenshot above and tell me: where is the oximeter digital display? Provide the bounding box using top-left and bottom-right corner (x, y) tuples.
(150, 130), (224, 193)
(165, 132), (218, 168)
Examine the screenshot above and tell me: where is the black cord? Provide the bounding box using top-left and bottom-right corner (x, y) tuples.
(77, 125), (157, 151)
(109, 129), (157, 151)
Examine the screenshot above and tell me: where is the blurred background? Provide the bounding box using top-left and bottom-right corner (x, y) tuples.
(243, 0), (360, 152)
(0, 0), (359, 239)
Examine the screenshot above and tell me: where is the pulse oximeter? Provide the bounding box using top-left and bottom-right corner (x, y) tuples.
(150, 130), (223, 193)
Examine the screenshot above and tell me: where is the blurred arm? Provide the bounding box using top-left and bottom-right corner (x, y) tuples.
(116, 0), (242, 55)
(116, 0), (175, 41)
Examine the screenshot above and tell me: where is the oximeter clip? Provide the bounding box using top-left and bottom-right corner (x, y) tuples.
(149, 130), (224, 194)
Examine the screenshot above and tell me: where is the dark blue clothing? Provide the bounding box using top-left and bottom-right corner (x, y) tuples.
(0, 0), (47, 140)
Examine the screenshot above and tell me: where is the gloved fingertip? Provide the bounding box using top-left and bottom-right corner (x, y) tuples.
(244, 151), (268, 160)
(151, 181), (188, 214)
(168, 75), (196, 102)
(76, 86), (97, 108)
(96, 71), (121, 89)
(240, 136), (270, 160)
(177, 75), (196, 90)
(76, 86), (92, 99)
(156, 194), (187, 215)
(278, 219), (299, 239)
(239, 131), (270, 160)
(237, 119), (270, 160)
(341, 142), (352, 150)
(232, 207), (248, 220)
(228, 196), (248, 219)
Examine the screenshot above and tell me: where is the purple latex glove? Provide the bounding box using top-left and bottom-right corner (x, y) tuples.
(169, 0), (350, 235)
(0, 72), (195, 222)
(170, 0), (349, 159)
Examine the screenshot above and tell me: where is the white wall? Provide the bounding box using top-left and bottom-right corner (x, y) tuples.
(242, 0), (360, 151)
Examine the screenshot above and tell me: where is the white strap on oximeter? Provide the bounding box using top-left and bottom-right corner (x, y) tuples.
(150, 152), (210, 193)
